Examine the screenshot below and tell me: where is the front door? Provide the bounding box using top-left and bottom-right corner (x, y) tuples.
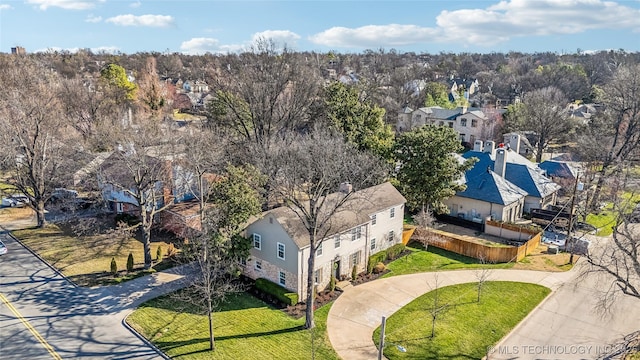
(334, 260), (341, 279)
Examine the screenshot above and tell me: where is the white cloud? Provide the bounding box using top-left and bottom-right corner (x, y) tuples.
(252, 30), (301, 47)
(0, 4), (13, 10)
(26, 0), (96, 10)
(85, 14), (102, 23)
(180, 37), (221, 55)
(105, 14), (174, 27)
(310, 24), (439, 48)
(309, 0), (640, 48)
(130, 1), (141, 8)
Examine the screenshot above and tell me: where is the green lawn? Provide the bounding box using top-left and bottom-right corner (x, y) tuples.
(586, 192), (640, 237)
(127, 291), (338, 360)
(13, 221), (174, 286)
(383, 245), (514, 277)
(373, 282), (551, 359)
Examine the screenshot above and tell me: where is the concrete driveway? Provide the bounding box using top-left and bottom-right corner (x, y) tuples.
(327, 259), (640, 359)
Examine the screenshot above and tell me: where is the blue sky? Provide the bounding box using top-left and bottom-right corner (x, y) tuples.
(1, 0), (639, 54)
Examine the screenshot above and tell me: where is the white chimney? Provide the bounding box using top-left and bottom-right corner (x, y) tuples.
(484, 141), (496, 157)
(339, 182), (353, 194)
(510, 134), (521, 154)
(495, 148), (507, 177)
(473, 140), (484, 152)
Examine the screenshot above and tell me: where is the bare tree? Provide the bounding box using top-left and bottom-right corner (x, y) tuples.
(475, 256), (493, 303)
(178, 164), (264, 351)
(267, 130), (387, 329)
(427, 274), (449, 338)
(209, 39), (321, 150)
(584, 64), (640, 210)
(0, 55), (76, 227)
(98, 123), (178, 268)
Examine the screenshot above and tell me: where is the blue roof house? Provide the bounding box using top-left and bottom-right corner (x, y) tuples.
(443, 138), (560, 223)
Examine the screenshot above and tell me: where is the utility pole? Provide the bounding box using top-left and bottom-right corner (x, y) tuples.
(567, 173), (579, 264)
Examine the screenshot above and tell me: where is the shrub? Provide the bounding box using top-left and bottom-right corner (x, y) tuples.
(386, 243), (406, 261)
(351, 264), (358, 280)
(373, 262), (386, 274)
(114, 213), (139, 226)
(368, 251), (387, 273)
(255, 278), (299, 306)
(126, 253), (134, 272)
(110, 257), (117, 275)
(329, 275), (336, 292)
(156, 246), (162, 261)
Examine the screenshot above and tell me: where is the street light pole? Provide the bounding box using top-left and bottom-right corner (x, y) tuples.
(567, 173), (580, 264)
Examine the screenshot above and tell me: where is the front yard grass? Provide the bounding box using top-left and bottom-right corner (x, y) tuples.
(12, 221), (173, 286)
(127, 291), (338, 360)
(373, 281), (551, 359)
(383, 245), (514, 277)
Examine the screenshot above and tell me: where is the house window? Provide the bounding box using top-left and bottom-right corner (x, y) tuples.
(460, 134), (466, 142)
(314, 269), (323, 284)
(460, 118), (467, 127)
(279, 271), (286, 286)
(351, 228), (357, 241)
(316, 242), (323, 257)
(277, 242), (285, 260)
(356, 226), (362, 240)
(438, 121), (444, 126)
(255, 260), (262, 270)
(388, 230), (395, 242)
(448, 122), (453, 128)
(370, 238), (376, 251)
(471, 119), (478, 127)
(350, 251), (362, 268)
(334, 235), (341, 248)
(239, 257), (247, 266)
(371, 214), (377, 225)
(253, 234), (261, 250)
(390, 207), (395, 218)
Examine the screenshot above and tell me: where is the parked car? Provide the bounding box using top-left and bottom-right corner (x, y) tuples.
(1, 194), (29, 208)
(0, 239), (7, 255)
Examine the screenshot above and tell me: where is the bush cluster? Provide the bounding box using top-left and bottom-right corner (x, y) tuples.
(255, 278), (299, 306)
(367, 243), (407, 273)
(114, 213), (140, 226)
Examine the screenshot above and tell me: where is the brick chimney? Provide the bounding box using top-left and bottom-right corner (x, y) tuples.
(509, 134), (521, 154)
(494, 147), (507, 177)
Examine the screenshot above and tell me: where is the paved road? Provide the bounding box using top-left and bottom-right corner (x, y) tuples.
(327, 251), (640, 359)
(0, 226), (192, 360)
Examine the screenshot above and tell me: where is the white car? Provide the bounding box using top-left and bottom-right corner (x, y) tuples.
(1, 194), (29, 207)
(0, 239), (7, 255)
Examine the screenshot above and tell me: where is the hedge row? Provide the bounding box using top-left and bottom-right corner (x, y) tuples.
(367, 243), (406, 273)
(255, 278), (299, 306)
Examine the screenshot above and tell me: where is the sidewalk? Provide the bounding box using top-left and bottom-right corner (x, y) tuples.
(326, 269), (574, 360)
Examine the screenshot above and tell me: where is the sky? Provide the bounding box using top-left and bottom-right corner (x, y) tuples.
(0, 0), (639, 55)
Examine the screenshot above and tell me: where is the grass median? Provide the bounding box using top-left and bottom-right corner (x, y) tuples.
(127, 291), (338, 360)
(373, 281), (551, 359)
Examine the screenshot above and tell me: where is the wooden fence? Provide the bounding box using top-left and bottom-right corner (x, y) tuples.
(417, 227), (541, 263)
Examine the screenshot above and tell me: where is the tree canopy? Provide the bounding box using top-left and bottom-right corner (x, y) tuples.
(394, 125), (475, 213)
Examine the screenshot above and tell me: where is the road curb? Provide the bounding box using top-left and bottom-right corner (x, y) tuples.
(121, 311), (171, 360)
(0, 225), (79, 288)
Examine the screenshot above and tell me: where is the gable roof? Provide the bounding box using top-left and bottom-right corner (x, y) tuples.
(260, 182), (406, 249)
(456, 167), (527, 205)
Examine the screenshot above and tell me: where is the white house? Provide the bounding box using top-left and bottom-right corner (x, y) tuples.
(242, 182), (406, 299)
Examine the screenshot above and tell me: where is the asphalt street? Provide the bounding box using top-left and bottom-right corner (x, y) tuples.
(0, 227), (189, 360)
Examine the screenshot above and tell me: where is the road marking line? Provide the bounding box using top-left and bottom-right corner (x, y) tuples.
(0, 293), (62, 360)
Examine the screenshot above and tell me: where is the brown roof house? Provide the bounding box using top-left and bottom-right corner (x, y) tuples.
(242, 182), (406, 299)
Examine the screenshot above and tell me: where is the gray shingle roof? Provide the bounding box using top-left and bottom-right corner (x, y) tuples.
(264, 182), (406, 249)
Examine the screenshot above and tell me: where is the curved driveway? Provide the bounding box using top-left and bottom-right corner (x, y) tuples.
(327, 263), (640, 360)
